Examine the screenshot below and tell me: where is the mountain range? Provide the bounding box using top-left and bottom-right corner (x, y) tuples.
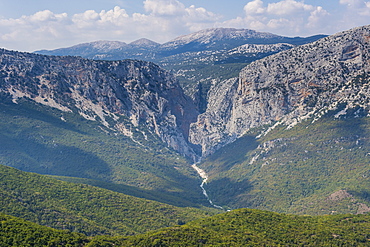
(36, 28), (326, 113)
(1, 25), (370, 244)
(35, 28), (325, 61)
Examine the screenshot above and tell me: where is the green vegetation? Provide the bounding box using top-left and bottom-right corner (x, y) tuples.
(0, 213), (88, 246)
(201, 113), (370, 214)
(102, 208), (370, 246)
(50, 175), (202, 208)
(0, 164), (216, 236)
(0, 96), (207, 206)
(3, 208), (370, 246)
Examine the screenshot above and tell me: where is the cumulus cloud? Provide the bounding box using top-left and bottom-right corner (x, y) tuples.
(222, 0), (331, 36)
(0, 0), (369, 52)
(0, 10), (70, 48)
(340, 0), (370, 16)
(307, 6), (330, 29)
(144, 0), (185, 16)
(0, 1), (220, 51)
(338, 0), (370, 30)
(244, 0), (265, 15)
(266, 0), (314, 15)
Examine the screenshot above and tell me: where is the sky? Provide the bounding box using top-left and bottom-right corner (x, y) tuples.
(0, 0), (369, 52)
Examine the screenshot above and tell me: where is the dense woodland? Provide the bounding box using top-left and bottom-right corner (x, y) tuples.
(2, 208), (370, 246)
(0, 164), (216, 236)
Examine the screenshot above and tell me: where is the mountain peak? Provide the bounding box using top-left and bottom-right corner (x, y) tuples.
(129, 38), (159, 47)
(167, 28), (279, 45)
(86, 40), (127, 50)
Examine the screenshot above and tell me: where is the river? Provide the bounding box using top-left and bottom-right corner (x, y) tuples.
(191, 163), (224, 210)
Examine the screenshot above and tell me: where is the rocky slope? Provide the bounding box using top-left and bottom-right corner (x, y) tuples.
(35, 28), (325, 104)
(0, 49), (199, 159)
(190, 25), (370, 156)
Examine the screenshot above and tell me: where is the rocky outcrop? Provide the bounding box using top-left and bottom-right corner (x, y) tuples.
(35, 28), (325, 113)
(189, 78), (239, 156)
(3, 25), (370, 160)
(0, 49), (199, 159)
(190, 25), (370, 156)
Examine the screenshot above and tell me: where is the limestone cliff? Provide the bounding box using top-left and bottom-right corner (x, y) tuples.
(2, 25), (370, 160)
(190, 25), (370, 156)
(0, 50), (199, 159)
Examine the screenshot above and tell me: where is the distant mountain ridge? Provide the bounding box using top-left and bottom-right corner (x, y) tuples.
(129, 38), (160, 47)
(36, 39), (160, 58)
(35, 27), (326, 60)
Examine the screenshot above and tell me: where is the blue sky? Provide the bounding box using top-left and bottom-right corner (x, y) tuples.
(0, 0), (369, 51)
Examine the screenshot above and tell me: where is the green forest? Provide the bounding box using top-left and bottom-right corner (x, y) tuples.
(0, 164), (216, 236)
(2, 208), (370, 246)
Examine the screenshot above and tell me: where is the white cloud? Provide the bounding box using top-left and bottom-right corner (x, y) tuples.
(144, 0), (185, 16)
(244, 0), (265, 15)
(340, 0), (370, 15)
(0, 0), (369, 52)
(267, 18), (290, 29)
(351, 1), (370, 16)
(307, 6), (330, 29)
(222, 0), (330, 36)
(338, 0), (370, 30)
(0, 2), (220, 51)
(339, 0), (363, 7)
(0, 10), (70, 46)
(72, 7), (130, 29)
(266, 0), (314, 15)
(29, 10), (67, 22)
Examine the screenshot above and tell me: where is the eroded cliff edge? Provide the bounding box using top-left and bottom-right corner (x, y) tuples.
(0, 51), (200, 159)
(190, 25), (370, 157)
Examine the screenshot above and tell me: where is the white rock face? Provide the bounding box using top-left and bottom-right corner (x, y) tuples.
(190, 25), (370, 157)
(0, 49), (200, 160)
(227, 43), (294, 55)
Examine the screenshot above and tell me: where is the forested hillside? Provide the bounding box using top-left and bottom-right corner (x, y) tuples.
(0, 164), (216, 236)
(200, 114), (370, 214)
(119, 208), (370, 246)
(3, 208), (370, 246)
(0, 213), (88, 246)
